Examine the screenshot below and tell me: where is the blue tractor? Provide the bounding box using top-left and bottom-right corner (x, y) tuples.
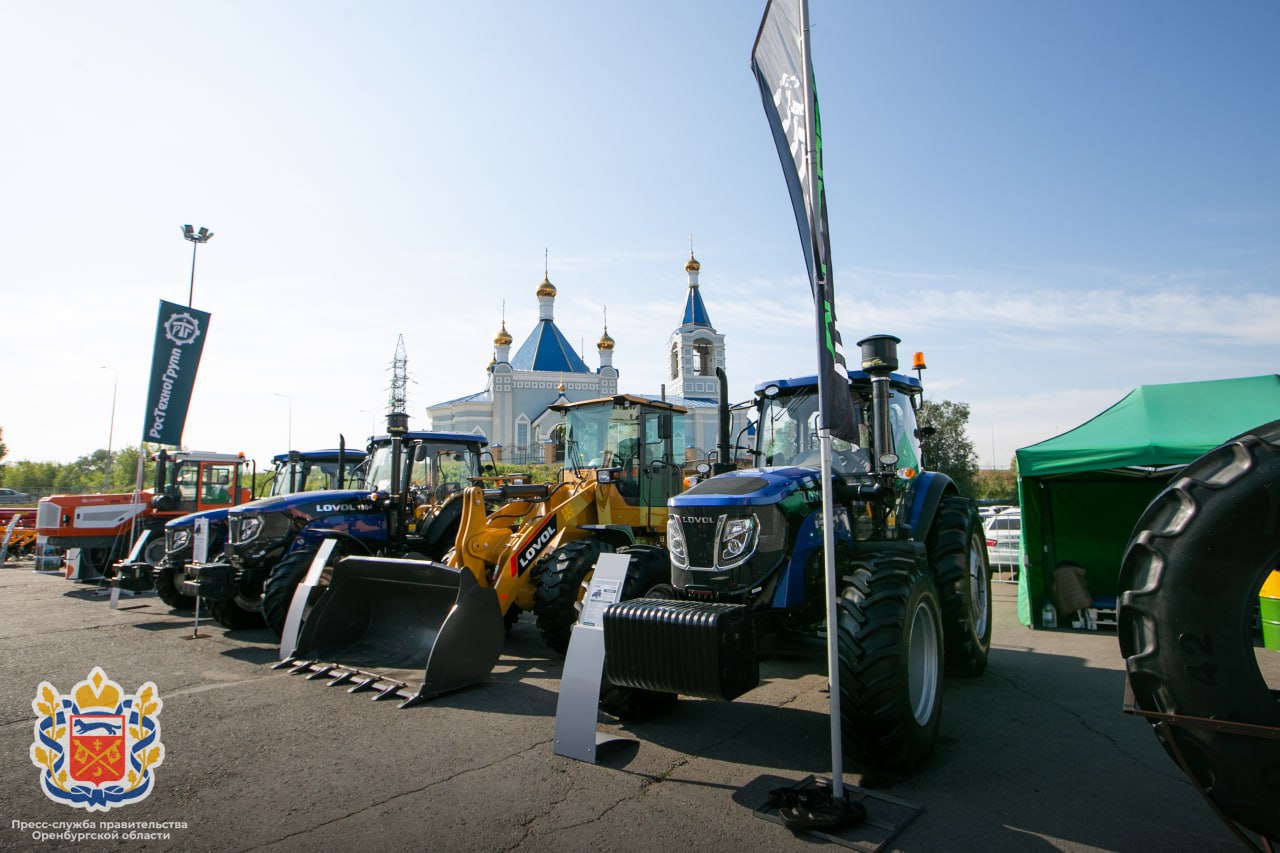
(604, 334), (992, 773)
(188, 425), (489, 634)
(119, 447), (367, 620)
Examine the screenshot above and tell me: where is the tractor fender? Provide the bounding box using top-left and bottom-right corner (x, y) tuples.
(771, 506), (853, 610)
(289, 524), (380, 557)
(903, 471), (957, 542)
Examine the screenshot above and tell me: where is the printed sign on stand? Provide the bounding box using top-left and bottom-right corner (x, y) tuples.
(553, 552), (633, 764)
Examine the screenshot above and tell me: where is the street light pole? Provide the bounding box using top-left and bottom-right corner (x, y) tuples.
(274, 393), (293, 450)
(181, 224), (214, 307)
(101, 366), (118, 492)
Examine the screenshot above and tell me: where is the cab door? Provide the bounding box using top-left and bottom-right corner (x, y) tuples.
(638, 410), (680, 511)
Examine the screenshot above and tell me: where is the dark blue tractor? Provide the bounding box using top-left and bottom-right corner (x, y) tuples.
(604, 334), (992, 773)
(126, 448), (367, 620)
(189, 427), (489, 635)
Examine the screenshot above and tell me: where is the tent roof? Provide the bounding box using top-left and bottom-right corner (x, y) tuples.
(1016, 374), (1280, 478)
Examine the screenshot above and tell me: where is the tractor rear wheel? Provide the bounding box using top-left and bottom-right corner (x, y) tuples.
(1118, 420), (1280, 842)
(534, 539), (614, 655)
(927, 495), (992, 676)
(154, 559), (195, 611)
(837, 547), (944, 774)
(262, 546), (318, 637)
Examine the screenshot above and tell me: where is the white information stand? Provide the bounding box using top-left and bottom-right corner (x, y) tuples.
(553, 552), (635, 764)
(186, 518), (210, 639)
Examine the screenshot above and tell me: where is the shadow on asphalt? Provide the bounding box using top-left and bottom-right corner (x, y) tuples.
(132, 619), (203, 632)
(220, 646), (281, 665)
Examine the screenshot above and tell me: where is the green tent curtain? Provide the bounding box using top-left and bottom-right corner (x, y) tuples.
(1013, 374), (1280, 627)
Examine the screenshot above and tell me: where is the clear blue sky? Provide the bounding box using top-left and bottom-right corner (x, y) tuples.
(3, 1), (1277, 471)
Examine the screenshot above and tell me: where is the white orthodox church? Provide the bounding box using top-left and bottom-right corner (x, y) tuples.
(426, 253), (744, 465)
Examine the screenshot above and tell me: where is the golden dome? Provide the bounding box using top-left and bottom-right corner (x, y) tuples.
(536, 275), (557, 298)
(685, 253), (700, 273)
(493, 321), (512, 346)
(597, 327), (615, 350)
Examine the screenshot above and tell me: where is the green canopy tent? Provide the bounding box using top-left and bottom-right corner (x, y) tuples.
(1013, 374), (1280, 627)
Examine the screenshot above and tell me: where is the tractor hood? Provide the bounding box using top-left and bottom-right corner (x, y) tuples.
(228, 489), (376, 518)
(671, 467), (824, 510)
(164, 506), (231, 531)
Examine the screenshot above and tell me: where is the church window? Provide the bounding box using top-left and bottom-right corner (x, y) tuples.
(694, 341), (714, 376)
(670, 343), (679, 380)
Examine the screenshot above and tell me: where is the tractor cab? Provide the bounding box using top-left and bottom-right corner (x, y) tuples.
(265, 449), (368, 497)
(755, 372), (923, 482)
(151, 450), (252, 515)
(554, 394), (686, 525)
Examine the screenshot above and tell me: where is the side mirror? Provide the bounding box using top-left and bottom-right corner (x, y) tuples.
(658, 412), (673, 440)
(917, 426), (938, 440)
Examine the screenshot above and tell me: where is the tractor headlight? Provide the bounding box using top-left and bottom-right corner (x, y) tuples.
(667, 515), (688, 569)
(234, 516), (263, 545)
(717, 516), (758, 569)
(168, 529), (191, 553)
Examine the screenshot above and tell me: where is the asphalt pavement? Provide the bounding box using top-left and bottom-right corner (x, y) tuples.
(0, 561), (1253, 852)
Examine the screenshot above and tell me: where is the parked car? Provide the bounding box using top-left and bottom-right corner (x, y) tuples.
(978, 503), (1013, 521)
(985, 508), (1021, 576)
(0, 488), (34, 506)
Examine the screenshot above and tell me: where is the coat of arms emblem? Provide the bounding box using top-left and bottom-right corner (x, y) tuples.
(30, 667), (164, 811)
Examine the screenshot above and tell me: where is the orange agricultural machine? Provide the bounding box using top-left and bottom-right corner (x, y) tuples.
(36, 450), (251, 579)
(0, 508), (38, 561)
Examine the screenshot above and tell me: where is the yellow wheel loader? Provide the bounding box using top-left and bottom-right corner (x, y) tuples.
(277, 394), (687, 707)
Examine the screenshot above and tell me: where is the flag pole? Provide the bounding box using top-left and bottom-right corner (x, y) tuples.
(798, 0), (845, 800)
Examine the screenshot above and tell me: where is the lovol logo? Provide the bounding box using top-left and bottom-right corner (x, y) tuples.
(313, 502), (371, 514)
(678, 513), (720, 525)
(513, 516), (558, 577)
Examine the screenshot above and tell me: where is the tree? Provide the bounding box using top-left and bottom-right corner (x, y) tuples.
(919, 399), (979, 497)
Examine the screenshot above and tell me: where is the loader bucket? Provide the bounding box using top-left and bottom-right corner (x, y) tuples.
(289, 555), (504, 707)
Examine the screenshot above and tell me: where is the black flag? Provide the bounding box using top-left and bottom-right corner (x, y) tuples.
(752, 0), (856, 442)
(142, 300), (211, 446)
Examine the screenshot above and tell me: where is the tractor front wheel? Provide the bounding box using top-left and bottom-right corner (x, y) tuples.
(262, 547), (318, 637)
(533, 539), (615, 655)
(209, 589), (265, 631)
(154, 559), (195, 611)
(837, 548), (944, 774)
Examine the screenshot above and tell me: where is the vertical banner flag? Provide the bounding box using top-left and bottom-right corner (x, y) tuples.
(751, 0), (856, 442)
(142, 300), (211, 446)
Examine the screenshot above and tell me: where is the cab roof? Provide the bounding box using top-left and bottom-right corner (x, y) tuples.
(549, 393), (688, 415)
(754, 371), (921, 395)
(271, 448), (369, 464)
(368, 431), (488, 447)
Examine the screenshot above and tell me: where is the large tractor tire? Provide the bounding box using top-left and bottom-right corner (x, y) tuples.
(262, 546), (318, 638)
(154, 559), (196, 611)
(927, 495), (992, 676)
(837, 547), (944, 774)
(534, 539), (614, 655)
(599, 544), (680, 720)
(1118, 420), (1280, 842)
